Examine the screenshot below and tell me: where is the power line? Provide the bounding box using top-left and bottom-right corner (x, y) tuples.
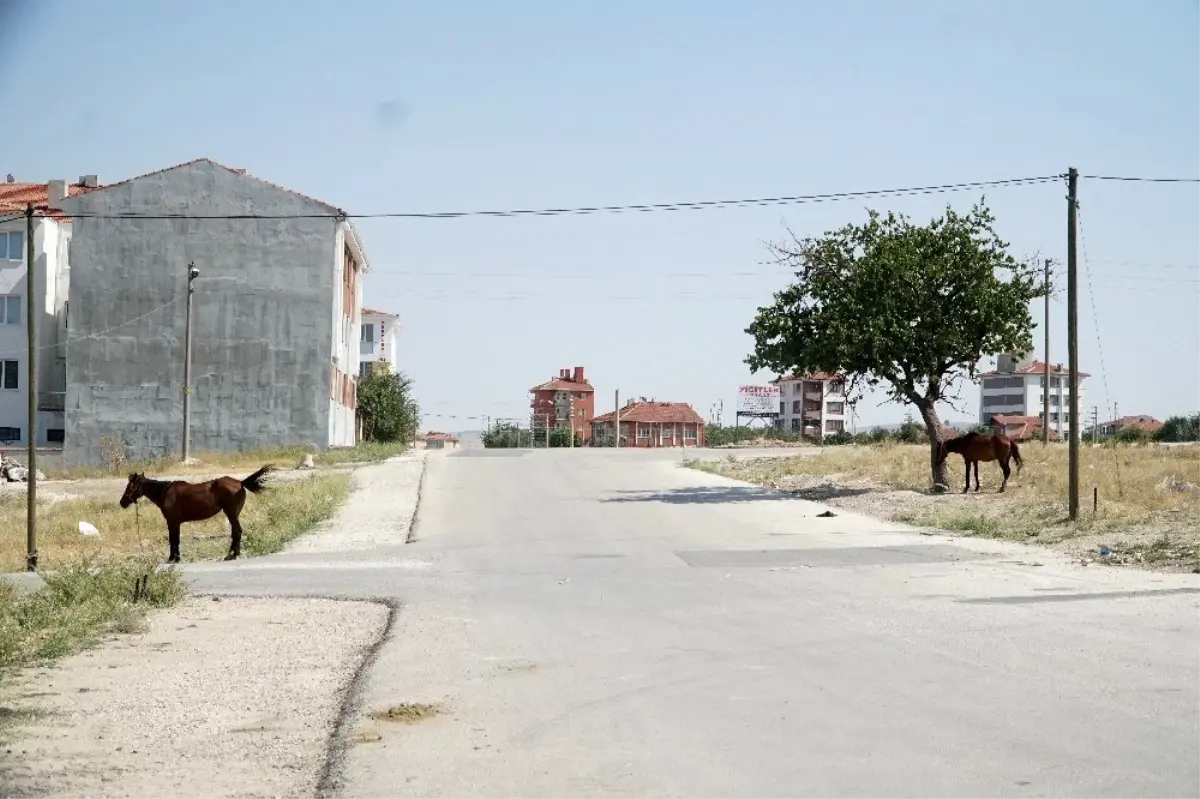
(0, 297), (181, 359)
(55, 174), (1063, 220)
(1076, 203), (1114, 424)
(1081, 174), (1200, 184)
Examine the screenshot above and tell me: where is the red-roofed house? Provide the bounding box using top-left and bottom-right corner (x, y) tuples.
(977, 353), (1089, 440)
(988, 414), (1061, 441)
(1, 174), (105, 448)
(530, 366), (595, 443)
(1099, 415), (1163, 436)
(423, 431), (459, 449)
(590, 400), (705, 447)
(359, 307), (401, 379)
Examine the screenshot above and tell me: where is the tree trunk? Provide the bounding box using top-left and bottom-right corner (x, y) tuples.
(916, 402), (951, 489)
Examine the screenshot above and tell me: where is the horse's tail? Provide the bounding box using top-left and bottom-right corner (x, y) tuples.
(241, 464), (276, 494)
(1010, 440), (1023, 473)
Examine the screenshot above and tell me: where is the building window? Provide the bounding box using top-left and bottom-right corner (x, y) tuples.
(360, 323), (375, 343)
(2, 231), (24, 261)
(1, 295), (20, 325)
(1, 360), (18, 390)
(791, 418), (802, 431)
(637, 426), (651, 439)
(826, 401), (845, 414)
(792, 400), (802, 414)
(825, 419), (845, 433)
(684, 426), (697, 440)
(828, 380), (844, 396)
(359, 361), (375, 380)
(662, 426), (674, 439)
(779, 401), (785, 415)
(46, 428), (65, 443)
(0, 426), (19, 443)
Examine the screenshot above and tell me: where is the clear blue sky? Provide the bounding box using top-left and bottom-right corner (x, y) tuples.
(3, 1), (1197, 431)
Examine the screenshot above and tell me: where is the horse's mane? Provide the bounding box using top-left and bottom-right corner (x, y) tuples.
(139, 475), (174, 505)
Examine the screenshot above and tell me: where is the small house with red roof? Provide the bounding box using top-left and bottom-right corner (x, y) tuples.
(988, 414), (1061, 441)
(977, 353), (1089, 440)
(1099, 415), (1163, 437)
(590, 399), (706, 448)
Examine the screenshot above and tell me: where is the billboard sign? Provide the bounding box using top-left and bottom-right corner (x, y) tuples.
(737, 384), (780, 415)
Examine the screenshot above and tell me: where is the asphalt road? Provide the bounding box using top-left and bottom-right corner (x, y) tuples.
(185, 448), (1200, 798)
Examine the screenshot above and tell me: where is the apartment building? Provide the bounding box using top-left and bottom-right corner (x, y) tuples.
(772, 372), (849, 438)
(529, 366), (596, 443)
(359, 307), (401, 379)
(0, 175), (103, 448)
(977, 354), (1089, 439)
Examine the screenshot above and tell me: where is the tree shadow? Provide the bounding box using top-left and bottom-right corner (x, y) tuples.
(776, 484), (878, 502)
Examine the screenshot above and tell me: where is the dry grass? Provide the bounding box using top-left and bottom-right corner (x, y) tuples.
(368, 703), (445, 724)
(0, 557), (187, 670)
(0, 473), (350, 572)
(44, 439), (410, 480)
(689, 442), (1200, 570)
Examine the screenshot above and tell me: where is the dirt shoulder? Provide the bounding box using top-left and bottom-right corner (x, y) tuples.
(0, 596), (389, 799)
(691, 454), (1200, 574)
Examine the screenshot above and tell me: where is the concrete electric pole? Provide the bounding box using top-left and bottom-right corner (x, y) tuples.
(181, 262), (199, 462)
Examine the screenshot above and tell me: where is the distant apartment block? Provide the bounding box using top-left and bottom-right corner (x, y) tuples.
(772, 372), (848, 438)
(0, 174), (103, 448)
(530, 366), (596, 443)
(359, 307), (401, 379)
(977, 354), (1088, 439)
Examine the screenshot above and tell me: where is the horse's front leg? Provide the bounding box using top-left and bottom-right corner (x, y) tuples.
(973, 461), (981, 492)
(999, 458), (1011, 493)
(962, 460), (970, 494)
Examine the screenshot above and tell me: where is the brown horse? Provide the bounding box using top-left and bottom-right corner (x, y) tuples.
(119, 465), (275, 563)
(937, 432), (1023, 494)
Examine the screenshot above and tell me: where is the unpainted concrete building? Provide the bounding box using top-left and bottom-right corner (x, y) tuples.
(58, 158), (368, 467)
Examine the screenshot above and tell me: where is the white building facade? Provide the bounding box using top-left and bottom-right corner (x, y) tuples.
(772, 372), (849, 438)
(358, 307), (401, 379)
(977, 354), (1088, 438)
(0, 177), (93, 448)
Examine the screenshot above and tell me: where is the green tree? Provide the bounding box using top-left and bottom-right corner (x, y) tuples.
(745, 201), (1043, 488)
(1156, 413), (1200, 443)
(357, 370), (420, 444)
(483, 421), (523, 448)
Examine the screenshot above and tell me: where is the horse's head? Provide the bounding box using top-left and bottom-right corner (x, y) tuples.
(935, 439), (952, 465)
(119, 472), (146, 509)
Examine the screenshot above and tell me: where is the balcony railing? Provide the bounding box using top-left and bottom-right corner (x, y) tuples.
(38, 391), (65, 412)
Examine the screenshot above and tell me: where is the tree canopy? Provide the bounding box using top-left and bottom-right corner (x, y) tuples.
(745, 200), (1044, 485)
(357, 370), (420, 444)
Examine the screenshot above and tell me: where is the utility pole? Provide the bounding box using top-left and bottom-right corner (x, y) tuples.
(614, 389), (620, 448)
(181, 262), (199, 462)
(1066, 167), (1081, 520)
(24, 204), (37, 572)
(1092, 406), (1099, 446)
(1043, 258), (1052, 446)
(543, 413), (550, 448)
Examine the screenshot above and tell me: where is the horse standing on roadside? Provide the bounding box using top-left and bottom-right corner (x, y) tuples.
(937, 433), (1023, 494)
(118, 465), (276, 563)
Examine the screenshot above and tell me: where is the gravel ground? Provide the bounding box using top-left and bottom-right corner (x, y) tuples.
(285, 451), (426, 554)
(0, 596), (389, 799)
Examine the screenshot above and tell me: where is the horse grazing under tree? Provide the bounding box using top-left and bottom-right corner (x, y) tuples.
(119, 465), (276, 563)
(937, 432), (1023, 494)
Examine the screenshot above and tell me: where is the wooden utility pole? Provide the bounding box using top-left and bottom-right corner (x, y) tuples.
(24, 204), (37, 572)
(1043, 258), (1051, 446)
(1066, 167), (1081, 520)
(614, 390), (621, 448)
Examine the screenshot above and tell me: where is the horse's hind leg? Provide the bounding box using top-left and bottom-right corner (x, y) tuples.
(973, 461), (982, 492)
(167, 521), (182, 564)
(999, 458), (1011, 493)
(962, 460), (971, 493)
(223, 492), (248, 560)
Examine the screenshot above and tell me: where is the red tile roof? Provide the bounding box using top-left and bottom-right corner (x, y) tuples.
(531, 377), (595, 393)
(989, 414), (1060, 440)
(424, 431), (458, 441)
(772, 372), (843, 383)
(0, 181), (105, 221)
(361, 307), (396, 316)
(1100, 415), (1163, 433)
(978, 360), (1091, 379)
(592, 401), (705, 425)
